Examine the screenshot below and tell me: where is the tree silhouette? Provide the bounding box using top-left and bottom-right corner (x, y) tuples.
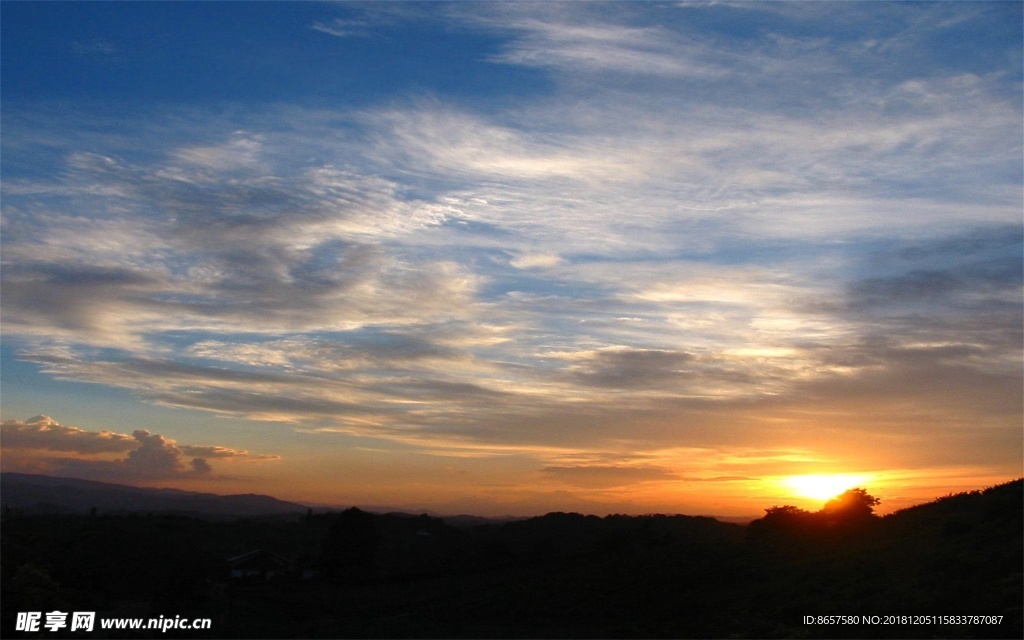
(321, 507), (378, 584)
(748, 489), (882, 542)
(746, 505), (817, 542)
(821, 488), (880, 524)
(763, 505), (814, 520)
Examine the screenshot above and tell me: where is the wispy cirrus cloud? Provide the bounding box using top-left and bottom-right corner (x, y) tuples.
(311, 18), (373, 39)
(1, 136), (473, 347)
(490, 18), (730, 78)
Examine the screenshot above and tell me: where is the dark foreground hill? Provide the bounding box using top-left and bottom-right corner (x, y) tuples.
(0, 472), (307, 517)
(1, 478), (1020, 639)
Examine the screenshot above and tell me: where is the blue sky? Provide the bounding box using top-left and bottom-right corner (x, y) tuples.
(2, 1), (1021, 516)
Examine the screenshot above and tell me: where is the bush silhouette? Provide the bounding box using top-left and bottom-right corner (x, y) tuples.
(747, 505), (817, 542)
(748, 489), (881, 542)
(821, 488), (880, 525)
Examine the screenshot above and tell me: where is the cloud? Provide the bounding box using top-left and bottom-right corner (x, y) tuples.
(172, 134), (264, 171)
(1, 262), (167, 344)
(310, 18), (373, 39)
(560, 347), (696, 390)
(70, 39), (118, 59)
(179, 445), (278, 461)
(820, 231), (1023, 376)
(310, 4), (423, 39)
(190, 457), (213, 474)
(1, 416), (280, 482)
(1, 141), (473, 346)
(491, 18), (728, 78)
(682, 476), (753, 483)
(123, 429), (198, 476)
(0, 415), (135, 454)
(844, 230), (1023, 313)
(541, 465), (679, 488)
(849, 270), (966, 308)
(509, 252), (563, 270)
(365, 104), (637, 184)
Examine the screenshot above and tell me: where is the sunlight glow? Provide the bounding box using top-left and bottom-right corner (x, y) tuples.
(784, 474), (871, 501)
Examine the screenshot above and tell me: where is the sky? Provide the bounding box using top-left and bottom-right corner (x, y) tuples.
(1, 1), (1021, 517)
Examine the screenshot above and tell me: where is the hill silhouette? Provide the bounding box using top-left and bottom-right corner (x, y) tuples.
(743, 481), (1022, 638)
(0, 472), (308, 518)
(2, 477), (1020, 638)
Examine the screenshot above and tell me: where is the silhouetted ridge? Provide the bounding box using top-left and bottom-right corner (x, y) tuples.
(1, 472), (307, 516)
(2, 477), (1020, 638)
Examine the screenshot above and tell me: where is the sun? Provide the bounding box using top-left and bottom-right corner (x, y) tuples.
(784, 474), (870, 501)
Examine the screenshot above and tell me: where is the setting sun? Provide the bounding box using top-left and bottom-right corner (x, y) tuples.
(784, 474), (872, 501)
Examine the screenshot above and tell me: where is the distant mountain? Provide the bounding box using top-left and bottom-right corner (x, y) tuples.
(0, 473), (308, 517)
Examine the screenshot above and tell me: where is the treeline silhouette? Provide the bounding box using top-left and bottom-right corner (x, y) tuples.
(2, 480), (1020, 638)
(747, 487), (882, 542)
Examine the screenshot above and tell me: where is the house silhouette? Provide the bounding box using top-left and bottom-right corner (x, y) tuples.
(226, 550), (292, 581)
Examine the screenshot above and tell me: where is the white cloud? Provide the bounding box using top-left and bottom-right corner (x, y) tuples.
(1, 134), (480, 347)
(364, 105), (641, 184)
(489, 18), (729, 78)
(1, 416), (280, 482)
(0, 415), (136, 453)
(172, 134), (264, 171)
(509, 252), (563, 270)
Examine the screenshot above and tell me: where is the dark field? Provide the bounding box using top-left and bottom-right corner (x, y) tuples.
(2, 480), (1020, 639)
